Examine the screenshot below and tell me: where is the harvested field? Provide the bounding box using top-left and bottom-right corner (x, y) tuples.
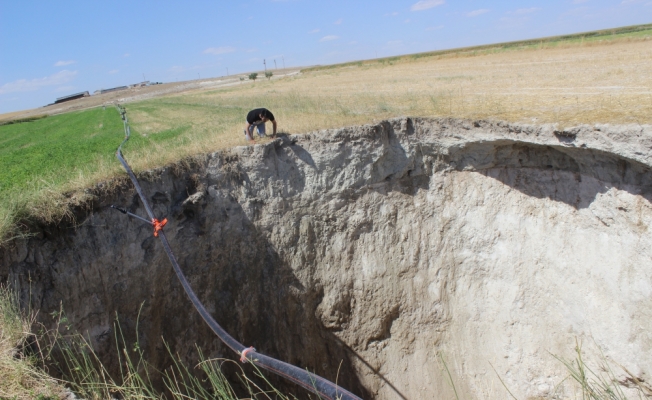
(126, 38), (652, 165)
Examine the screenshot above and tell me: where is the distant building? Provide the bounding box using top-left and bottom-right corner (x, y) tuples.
(98, 86), (129, 95)
(54, 91), (90, 104)
(129, 81), (150, 88)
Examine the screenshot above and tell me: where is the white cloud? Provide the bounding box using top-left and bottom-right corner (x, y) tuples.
(411, 0), (445, 11)
(108, 69), (119, 74)
(319, 35), (339, 42)
(404, 18), (411, 23)
(467, 9), (489, 17)
(54, 60), (76, 67)
(123, 53), (130, 58)
(0, 70), (77, 95)
(309, 28), (320, 34)
(204, 46), (236, 55)
(511, 7), (541, 14)
(426, 25), (444, 30)
(334, 18), (343, 24)
(384, 12), (399, 16)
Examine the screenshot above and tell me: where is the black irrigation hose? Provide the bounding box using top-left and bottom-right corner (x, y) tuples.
(112, 105), (361, 400)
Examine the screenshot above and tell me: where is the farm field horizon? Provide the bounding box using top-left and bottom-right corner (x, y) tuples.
(0, 25), (651, 241)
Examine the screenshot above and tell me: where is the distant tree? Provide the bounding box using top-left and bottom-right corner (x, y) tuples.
(248, 73), (258, 81)
(265, 71), (273, 80)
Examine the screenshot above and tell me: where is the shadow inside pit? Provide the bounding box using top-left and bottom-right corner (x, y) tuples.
(445, 141), (652, 209)
(335, 336), (409, 400)
(105, 186), (371, 398)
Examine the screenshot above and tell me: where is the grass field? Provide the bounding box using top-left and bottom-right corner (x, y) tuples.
(0, 108), (125, 194)
(0, 25), (651, 241)
(0, 106), (192, 240)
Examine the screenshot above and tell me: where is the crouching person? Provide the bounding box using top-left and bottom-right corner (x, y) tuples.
(244, 108), (277, 142)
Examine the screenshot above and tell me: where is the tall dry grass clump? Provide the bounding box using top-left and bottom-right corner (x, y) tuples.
(0, 284), (66, 399)
(553, 341), (652, 400)
(0, 288), (294, 400)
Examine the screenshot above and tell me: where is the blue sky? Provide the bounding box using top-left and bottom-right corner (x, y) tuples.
(0, 0), (650, 114)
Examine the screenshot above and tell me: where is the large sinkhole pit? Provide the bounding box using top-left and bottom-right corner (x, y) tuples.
(2, 118), (652, 399)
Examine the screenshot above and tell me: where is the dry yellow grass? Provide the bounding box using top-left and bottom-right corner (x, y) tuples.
(127, 37), (652, 169)
(292, 38), (652, 127)
(0, 285), (67, 399)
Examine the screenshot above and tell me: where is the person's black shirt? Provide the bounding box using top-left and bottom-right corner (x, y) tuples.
(246, 108), (275, 124)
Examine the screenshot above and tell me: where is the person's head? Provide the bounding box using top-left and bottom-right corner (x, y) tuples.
(259, 113), (269, 122)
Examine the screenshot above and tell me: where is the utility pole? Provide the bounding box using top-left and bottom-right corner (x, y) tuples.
(274, 59), (277, 69)
(263, 59), (267, 72)
(282, 56), (285, 69)
(143, 73), (146, 82)
(226, 67), (229, 76)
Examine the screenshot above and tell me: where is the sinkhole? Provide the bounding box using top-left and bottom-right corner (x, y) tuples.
(3, 118), (652, 399)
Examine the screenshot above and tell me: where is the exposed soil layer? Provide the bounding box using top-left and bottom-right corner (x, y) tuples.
(2, 118), (652, 399)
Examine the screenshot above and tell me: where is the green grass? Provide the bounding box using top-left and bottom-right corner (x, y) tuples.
(0, 115), (48, 126)
(552, 340), (652, 400)
(0, 107), (125, 194)
(0, 105), (201, 242)
(0, 106), (197, 196)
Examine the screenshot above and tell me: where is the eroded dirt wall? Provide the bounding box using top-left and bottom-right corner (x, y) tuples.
(2, 118), (652, 399)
